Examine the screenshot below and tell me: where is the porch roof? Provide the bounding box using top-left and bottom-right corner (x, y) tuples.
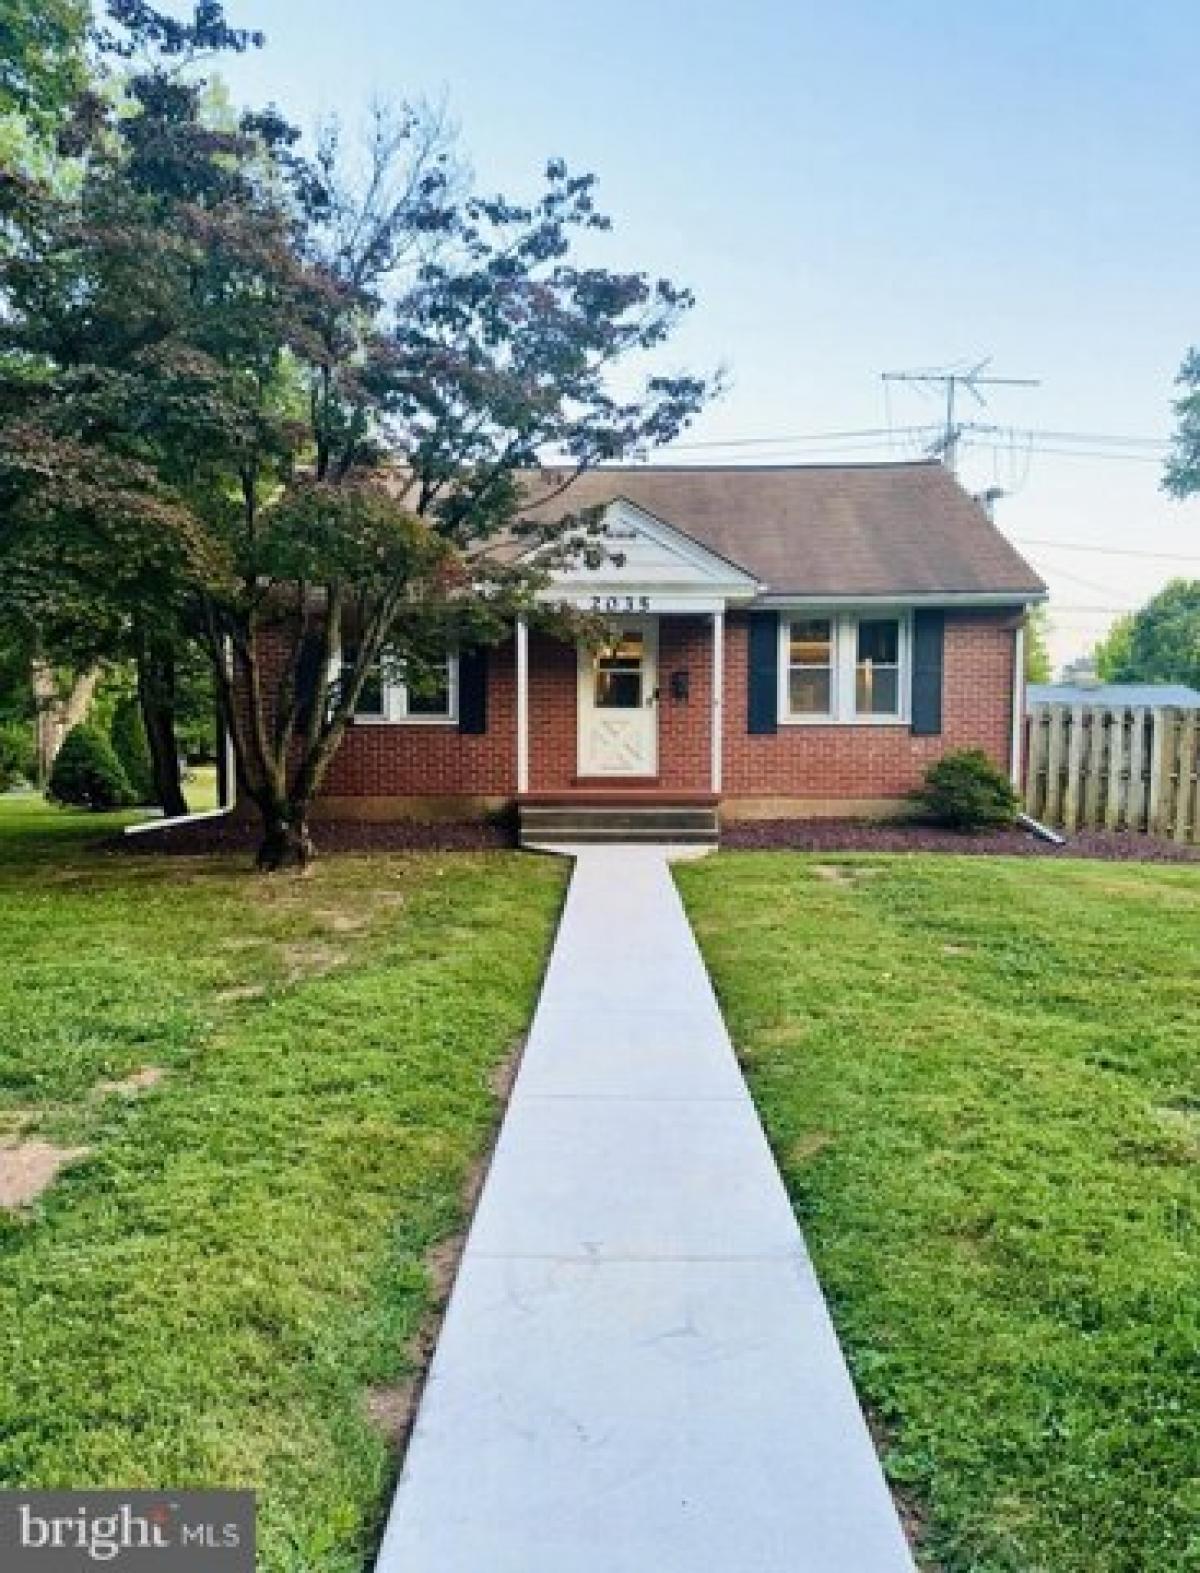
(517, 461), (1045, 601)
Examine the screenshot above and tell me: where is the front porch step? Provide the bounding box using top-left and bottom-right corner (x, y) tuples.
(519, 802), (719, 848)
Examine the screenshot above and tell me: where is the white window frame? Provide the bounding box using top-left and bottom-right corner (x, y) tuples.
(778, 611), (912, 726)
(344, 648), (460, 727)
(779, 615), (838, 723)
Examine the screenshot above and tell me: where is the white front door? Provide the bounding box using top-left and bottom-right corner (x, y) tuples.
(577, 619), (659, 776)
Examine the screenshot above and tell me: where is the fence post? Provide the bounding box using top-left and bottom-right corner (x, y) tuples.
(1177, 711), (1198, 844)
(1147, 708), (1167, 836)
(1045, 704), (1067, 825)
(1025, 707), (1048, 818)
(1104, 708), (1125, 830)
(1063, 703), (1085, 830)
(1126, 706), (1148, 832)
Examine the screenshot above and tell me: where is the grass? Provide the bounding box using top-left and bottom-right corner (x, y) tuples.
(676, 852), (1200, 1573)
(184, 761), (220, 813)
(0, 796), (566, 1570)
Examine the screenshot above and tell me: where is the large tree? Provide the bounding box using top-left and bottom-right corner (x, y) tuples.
(1091, 580), (1200, 691)
(1, 7), (712, 866)
(1164, 346), (1200, 501)
(1024, 604), (1051, 683)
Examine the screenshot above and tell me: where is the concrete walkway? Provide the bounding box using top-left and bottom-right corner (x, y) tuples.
(376, 848), (915, 1573)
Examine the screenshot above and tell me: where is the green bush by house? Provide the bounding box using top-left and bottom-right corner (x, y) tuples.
(110, 696), (155, 803)
(0, 722), (36, 791)
(914, 747), (1019, 830)
(47, 724), (135, 811)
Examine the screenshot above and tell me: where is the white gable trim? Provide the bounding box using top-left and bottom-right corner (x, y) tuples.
(530, 498), (761, 613)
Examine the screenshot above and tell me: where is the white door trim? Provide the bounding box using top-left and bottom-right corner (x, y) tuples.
(576, 617), (659, 777)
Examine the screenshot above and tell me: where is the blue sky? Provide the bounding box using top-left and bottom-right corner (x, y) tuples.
(214, 0), (1200, 669)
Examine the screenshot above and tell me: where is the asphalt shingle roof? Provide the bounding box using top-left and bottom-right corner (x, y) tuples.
(518, 461), (1046, 598)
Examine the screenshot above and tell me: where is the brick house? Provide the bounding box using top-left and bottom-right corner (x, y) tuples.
(298, 460), (1045, 842)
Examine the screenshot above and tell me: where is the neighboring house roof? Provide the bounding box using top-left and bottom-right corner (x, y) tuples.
(1028, 682), (1200, 708)
(517, 461), (1046, 599)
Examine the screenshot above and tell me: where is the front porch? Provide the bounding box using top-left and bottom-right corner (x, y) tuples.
(513, 495), (761, 814)
(513, 605), (730, 845)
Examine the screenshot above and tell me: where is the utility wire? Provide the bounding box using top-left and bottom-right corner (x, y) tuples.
(667, 425), (938, 451)
(670, 424), (1170, 452)
(1009, 536), (1200, 565)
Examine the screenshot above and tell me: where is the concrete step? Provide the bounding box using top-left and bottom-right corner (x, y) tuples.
(518, 802), (720, 848)
(525, 827), (719, 846)
(522, 809), (718, 832)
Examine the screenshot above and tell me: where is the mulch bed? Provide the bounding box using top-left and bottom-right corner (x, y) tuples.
(723, 819), (1200, 863)
(111, 813), (1200, 865)
(114, 815), (512, 859)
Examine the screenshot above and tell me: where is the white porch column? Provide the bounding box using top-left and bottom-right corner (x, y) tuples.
(711, 609), (725, 794)
(516, 615), (530, 796)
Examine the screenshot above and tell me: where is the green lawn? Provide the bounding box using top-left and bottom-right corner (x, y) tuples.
(0, 797), (565, 1570)
(676, 852), (1199, 1573)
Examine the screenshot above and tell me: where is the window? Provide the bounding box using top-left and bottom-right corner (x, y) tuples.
(855, 619), (901, 717)
(787, 619), (834, 717)
(353, 659), (386, 719)
(593, 632), (645, 710)
(404, 660), (454, 718)
(780, 613), (909, 724)
(345, 648), (458, 724)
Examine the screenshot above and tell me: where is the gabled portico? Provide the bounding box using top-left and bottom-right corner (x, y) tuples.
(514, 499), (761, 801)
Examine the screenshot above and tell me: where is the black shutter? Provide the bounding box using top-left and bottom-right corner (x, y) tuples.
(295, 632), (325, 730)
(458, 646), (488, 734)
(911, 610), (945, 736)
(747, 611), (779, 735)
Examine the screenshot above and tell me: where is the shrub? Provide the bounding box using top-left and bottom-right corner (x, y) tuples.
(47, 725), (135, 811)
(110, 695), (155, 803)
(914, 748), (1019, 831)
(0, 721), (36, 791)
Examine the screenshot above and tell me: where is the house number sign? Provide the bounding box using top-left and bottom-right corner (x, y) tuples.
(589, 594), (653, 612)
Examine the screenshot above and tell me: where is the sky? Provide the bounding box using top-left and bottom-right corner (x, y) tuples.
(210, 0), (1200, 672)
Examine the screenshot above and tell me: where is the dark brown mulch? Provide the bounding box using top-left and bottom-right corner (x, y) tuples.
(722, 818), (1200, 863)
(110, 813), (1200, 865)
(113, 814), (513, 859)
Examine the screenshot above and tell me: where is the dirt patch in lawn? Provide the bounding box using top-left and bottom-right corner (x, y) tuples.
(0, 1140), (90, 1210)
(364, 1380), (420, 1449)
(280, 941), (350, 981)
(724, 819), (1200, 863)
(96, 1066), (166, 1098)
(811, 863), (886, 886)
(315, 908), (371, 934)
(215, 984), (267, 1005)
(791, 1130), (834, 1163)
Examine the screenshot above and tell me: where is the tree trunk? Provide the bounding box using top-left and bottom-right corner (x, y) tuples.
(254, 805), (316, 873)
(32, 661), (101, 785)
(135, 634), (189, 819)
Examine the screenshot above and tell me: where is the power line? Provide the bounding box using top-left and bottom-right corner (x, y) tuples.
(667, 425), (938, 452)
(967, 423), (1169, 450)
(1010, 536), (1200, 565)
(963, 439), (1163, 465)
(666, 423), (1169, 467)
(1041, 562), (1139, 603)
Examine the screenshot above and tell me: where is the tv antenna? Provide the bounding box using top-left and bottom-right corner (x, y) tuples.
(881, 358), (1040, 474)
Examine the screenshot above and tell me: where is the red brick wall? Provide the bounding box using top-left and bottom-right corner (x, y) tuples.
(247, 610), (1017, 808)
(321, 638), (517, 796)
(721, 609), (1017, 800)
(527, 632), (576, 790)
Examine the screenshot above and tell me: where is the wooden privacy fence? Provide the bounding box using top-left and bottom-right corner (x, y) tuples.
(1024, 704), (1200, 843)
